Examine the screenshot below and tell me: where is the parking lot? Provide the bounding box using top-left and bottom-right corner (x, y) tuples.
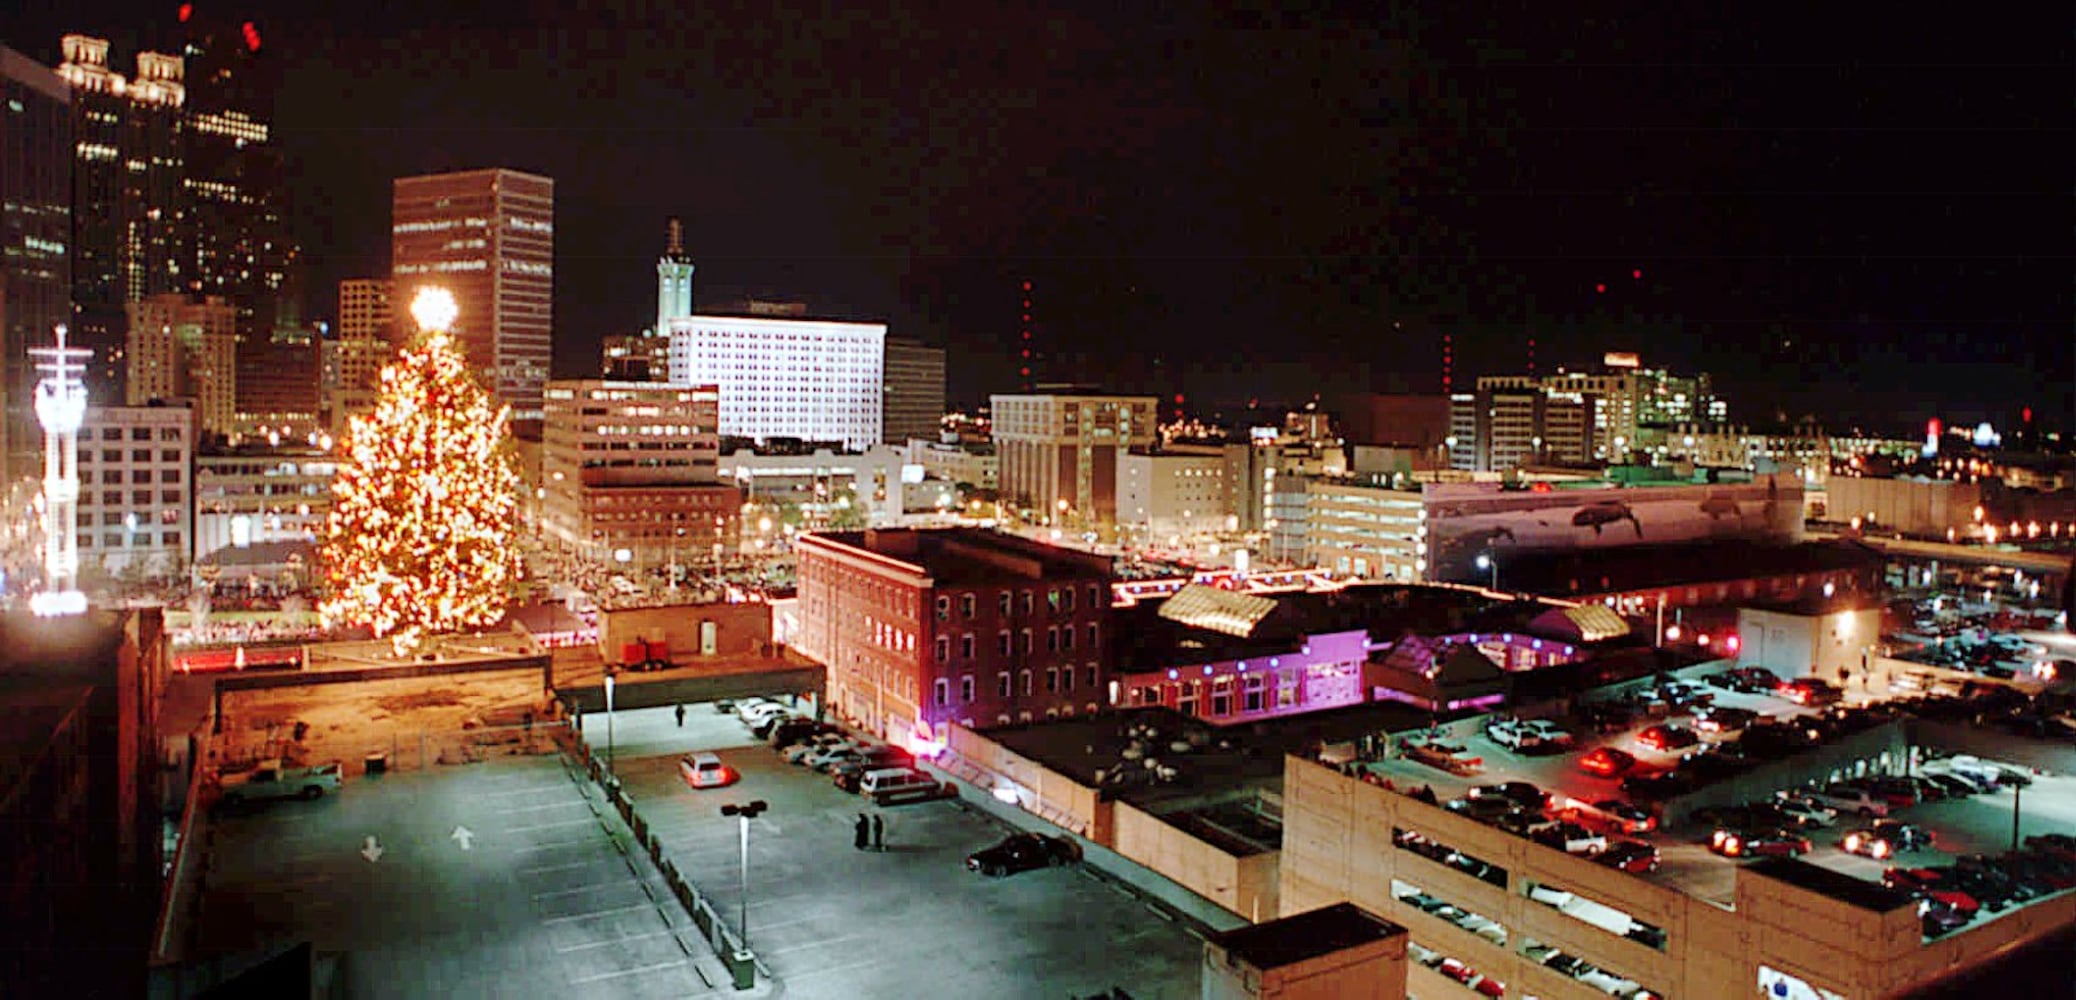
(587, 704), (1207, 1000)
(1354, 662), (2076, 916)
(196, 754), (736, 999)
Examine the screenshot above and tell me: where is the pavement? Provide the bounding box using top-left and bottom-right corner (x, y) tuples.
(195, 753), (740, 999)
(592, 704), (1207, 1000)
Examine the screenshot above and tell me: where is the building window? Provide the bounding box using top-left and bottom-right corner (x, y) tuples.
(935, 596), (950, 621)
(1063, 666), (1075, 692)
(961, 593), (976, 618)
(961, 675), (975, 703)
(1211, 680), (1232, 717)
(1086, 665), (1098, 689)
(1046, 667), (1059, 692)
(998, 592), (1011, 616)
(935, 637), (949, 663)
(1020, 670), (1033, 696)
(996, 631), (1010, 656)
(1085, 623), (1098, 649)
(1245, 674), (1265, 712)
(1046, 627), (1058, 653)
(1019, 629), (1032, 655)
(1062, 587), (1075, 612)
(961, 634), (975, 659)
(933, 679), (949, 707)
(1061, 627), (1074, 652)
(1021, 591), (1035, 614)
(1087, 585), (1101, 609)
(1047, 588), (1061, 612)
(997, 672), (1011, 697)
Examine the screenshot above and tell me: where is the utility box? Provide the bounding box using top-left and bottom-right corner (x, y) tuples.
(1200, 902), (1405, 1000)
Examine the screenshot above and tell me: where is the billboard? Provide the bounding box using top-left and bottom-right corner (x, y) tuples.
(1424, 477), (1804, 583)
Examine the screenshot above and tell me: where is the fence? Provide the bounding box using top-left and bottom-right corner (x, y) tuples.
(211, 715), (562, 779)
(565, 730), (763, 991)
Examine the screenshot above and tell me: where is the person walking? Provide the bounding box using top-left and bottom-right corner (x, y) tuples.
(674, 704), (686, 728)
(853, 813), (871, 851)
(871, 814), (885, 852)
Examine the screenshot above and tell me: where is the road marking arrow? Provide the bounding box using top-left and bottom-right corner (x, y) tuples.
(451, 825), (476, 851)
(360, 835), (384, 863)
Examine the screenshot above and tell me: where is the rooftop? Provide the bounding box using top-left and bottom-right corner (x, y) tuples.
(802, 528), (1112, 585)
(1744, 856), (1918, 913)
(1210, 902), (1404, 971)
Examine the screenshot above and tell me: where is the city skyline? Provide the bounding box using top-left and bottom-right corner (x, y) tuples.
(3, 3), (2069, 439)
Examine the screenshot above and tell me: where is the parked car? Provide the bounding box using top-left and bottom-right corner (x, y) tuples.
(1709, 827), (1812, 858)
(1468, 781), (1551, 811)
(1576, 701), (1637, 734)
(1707, 666), (1783, 694)
(1635, 725), (1700, 753)
(1654, 679), (1715, 710)
(965, 832), (1079, 876)
(1693, 706), (1760, 734)
(218, 759), (343, 805)
(1486, 718), (1575, 752)
(831, 748), (918, 791)
(768, 717), (836, 749)
(1778, 678), (1843, 706)
(783, 734), (852, 765)
(806, 744), (873, 772)
(677, 752), (739, 789)
(1403, 739), (1484, 775)
(1597, 840), (1661, 873)
(858, 767), (955, 805)
(1557, 797), (1657, 835)
(1805, 784), (1892, 818)
(1620, 770), (1697, 801)
(1771, 792), (1838, 827)
(1531, 821), (1608, 856)
(1577, 747), (1638, 778)
(1841, 821), (1931, 859)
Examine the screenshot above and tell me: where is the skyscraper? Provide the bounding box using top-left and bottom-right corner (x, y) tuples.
(125, 293), (236, 436)
(0, 46), (73, 484)
(392, 169), (554, 420)
(322, 278), (393, 434)
(882, 336), (946, 445)
(55, 34), (187, 404)
(176, 11), (295, 341)
(667, 313), (886, 451)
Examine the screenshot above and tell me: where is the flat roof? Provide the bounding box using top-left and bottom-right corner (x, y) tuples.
(806, 528), (1111, 585)
(1744, 857), (1917, 913)
(1210, 902), (1403, 970)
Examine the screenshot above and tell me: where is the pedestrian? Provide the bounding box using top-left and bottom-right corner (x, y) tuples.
(872, 814), (885, 852)
(854, 813), (871, 851)
(675, 703), (686, 728)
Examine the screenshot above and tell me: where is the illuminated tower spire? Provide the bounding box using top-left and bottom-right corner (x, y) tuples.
(656, 216), (695, 337)
(30, 324), (91, 616)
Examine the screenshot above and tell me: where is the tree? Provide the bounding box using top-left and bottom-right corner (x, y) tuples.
(319, 288), (521, 653)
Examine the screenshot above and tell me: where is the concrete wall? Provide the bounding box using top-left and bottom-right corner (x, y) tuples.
(945, 724), (1111, 841)
(1112, 799), (1279, 922)
(1203, 931), (1406, 1000)
(1824, 476), (1982, 537)
(1737, 606), (1880, 681)
(598, 601), (774, 666)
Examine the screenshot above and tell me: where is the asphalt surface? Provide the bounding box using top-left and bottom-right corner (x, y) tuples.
(591, 704), (1207, 1000)
(195, 753), (737, 999)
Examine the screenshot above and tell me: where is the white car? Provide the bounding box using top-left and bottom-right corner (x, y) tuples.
(1806, 785), (1890, 818)
(1457, 913), (1507, 945)
(784, 734), (851, 765)
(1772, 793), (1838, 827)
(1486, 718), (1575, 751)
(737, 699), (788, 724)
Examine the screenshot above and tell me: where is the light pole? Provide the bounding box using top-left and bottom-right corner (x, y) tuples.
(603, 670), (617, 775)
(720, 800), (769, 951)
(1475, 553), (1498, 590)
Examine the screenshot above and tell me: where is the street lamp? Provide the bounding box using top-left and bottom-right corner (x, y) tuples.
(1475, 553), (1498, 590)
(603, 671), (617, 775)
(719, 800), (769, 952)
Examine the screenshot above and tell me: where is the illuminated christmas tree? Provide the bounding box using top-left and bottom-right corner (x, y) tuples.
(320, 287), (521, 652)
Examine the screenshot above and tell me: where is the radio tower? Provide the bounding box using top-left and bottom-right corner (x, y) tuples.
(30, 324), (91, 616)
(1018, 279), (1034, 391)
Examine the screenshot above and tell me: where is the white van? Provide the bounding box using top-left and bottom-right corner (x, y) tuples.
(858, 767), (950, 805)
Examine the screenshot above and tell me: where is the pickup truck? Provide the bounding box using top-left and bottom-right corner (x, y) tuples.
(219, 759), (344, 804)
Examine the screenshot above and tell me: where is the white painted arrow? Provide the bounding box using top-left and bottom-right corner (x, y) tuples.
(360, 835), (384, 863)
(450, 825), (475, 851)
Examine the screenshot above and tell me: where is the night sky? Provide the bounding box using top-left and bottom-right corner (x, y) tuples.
(6, 2), (2071, 434)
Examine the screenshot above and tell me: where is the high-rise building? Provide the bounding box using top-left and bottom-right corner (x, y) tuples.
(76, 403), (193, 579)
(192, 444), (334, 563)
(667, 314), (886, 451)
(601, 330), (669, 381)
(655, 216), (693, 337)
(176, 12), (296, 344)
(55, 34), (187, 403)
(989, 391), (1160, 527)
(392, 168), (554, 420)
(322, 278), (393, 434)
(124, 293), (235, 436)
(540, 380), (739, 568)
(882, 336), (946, 445)
(0, 47), (73, 484)
(793, 528), (1115, 744)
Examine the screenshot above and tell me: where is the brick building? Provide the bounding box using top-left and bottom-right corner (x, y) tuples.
(793, 528), (1114, 749)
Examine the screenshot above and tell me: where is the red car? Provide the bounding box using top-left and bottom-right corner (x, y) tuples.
(1598, 840), (1662, 873)
(1709, 828), (1811, 858)
(1578, 747), (1638, 777)
(1883, 867), (1946, 891)
(1635, 725), (1699, 752)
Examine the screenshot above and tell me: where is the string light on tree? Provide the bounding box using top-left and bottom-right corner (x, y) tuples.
(319, 287), (521, 654)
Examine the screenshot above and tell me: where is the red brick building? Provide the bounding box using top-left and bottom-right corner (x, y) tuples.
(793, 529), (1114, 750)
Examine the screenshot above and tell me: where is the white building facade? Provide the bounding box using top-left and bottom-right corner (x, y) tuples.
(192, 447), (335, 565)
(667, 314), (886, 452)
(1116, 450), (1230, 544)
(77, 404), (193, 578)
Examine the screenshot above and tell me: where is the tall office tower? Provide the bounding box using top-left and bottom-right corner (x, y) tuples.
(55, 34), (188, 403)
(392, 169), (554, 420)
(667, 313), (886, 451)
(322, 278), (393, 433)
(656, 216), (693, 337)
(124, 294), (236, 437)
(989, 391), (1160, 527)
(882, 336), (947, 445)
(175, 13), (295, 342)
(0, 47), (73, 485)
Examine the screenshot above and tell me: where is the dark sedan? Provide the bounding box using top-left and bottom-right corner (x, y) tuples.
(966, 833), (1080, 877)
